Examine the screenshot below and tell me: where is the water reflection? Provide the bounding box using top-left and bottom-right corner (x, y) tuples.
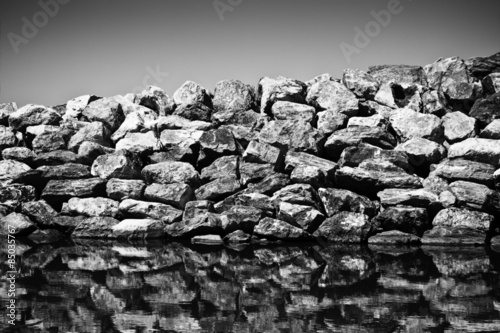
(1, 239), (500, 332)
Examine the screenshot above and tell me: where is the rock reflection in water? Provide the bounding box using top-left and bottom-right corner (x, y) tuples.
(1, 240), (500, 333)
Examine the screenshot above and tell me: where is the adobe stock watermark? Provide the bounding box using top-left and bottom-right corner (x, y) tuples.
(130, 65), (169, 95)
(213, 0), (243, 21)
(8, 0), (72, 54)
(340, 0), (412, 64)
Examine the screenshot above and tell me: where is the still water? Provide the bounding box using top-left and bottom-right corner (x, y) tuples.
(1, 240), (500, 333)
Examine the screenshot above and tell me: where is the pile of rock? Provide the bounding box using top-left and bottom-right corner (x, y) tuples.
(1, 52), (499, 246)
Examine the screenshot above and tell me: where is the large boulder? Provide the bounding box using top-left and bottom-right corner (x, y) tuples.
(64, 197), (120, 218)
(395, 137), (446, 168)
(41, 178), (106, 201)
(21, 200), (58, 228)
(173, 102), (212, 122)
(64, 94), (100, 119)
(313, 212), (372, 243)
(135, 85), (175, 116)
(338, 144), (410, 171)
(143, 183), (193, 209)
(318, 188), (377, 218)
(316, 110), (348, 135)
(448, 138), (500, 167)
(422, 90), (448, 116)
(165, 212), (222, 238)
(77, 141), (115, 165)
(368, 65), (427, 86)
(284, 151), (338, 184)
(212, 79), (255, 112)
(431, 159), (496, 187)
(0, 160), (31, 185)
(106, 178), (145, 201)
(67, 122), (111, 151)
(243, 140), (282, 166)
(253, 217), (311, 240)
(119, 199), (182, 223)
(32, 131), (67, 153)
(441, 111), (477, 143)
(8, 104), (61, 131)
(271, 183), (322, 210)
(247, 173), (290, 195)
(111, 219), (165, 239)
(372, 206), (429, 236)
(306, 80), (358, 115)
(347, 114), (387, 128)
(141, 161), (200, 187)
(258, 76), (306, 114)
(200, 155), (239, 183)
(159, 129), (204, 163)
(0, 213), (37, 236)
(432, 208), (493, 232)
(72, 217), (120, 238)
(259, 120), (324, 155)
(115, 131), (159, 154)
(173, 80), (211, 107)
(342, 68), (379, 99)
(469, 92), (500, 126)
(183, 201), (215, 220)
(368, 230), (421, 245)
(197, 128), (238, 167)
(449, 180), (500, 214)
(82, 97), (125, 131)
(194, 178), (242, 201)
(482, 73), (500, 94)
(421, 227), (487, 246)
(389, 108), (443, 142)
(91, 151), (142, 179)
(154, 115), (212, 131)
(467, 51), (500, 79)
(271, 101), (315, 123)
(220, 205), (263, 233)
(239, 162), (275, 186)
(34, 150), (81, 167)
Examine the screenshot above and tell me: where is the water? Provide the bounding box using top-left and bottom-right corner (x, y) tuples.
(1, 240), (500, 333)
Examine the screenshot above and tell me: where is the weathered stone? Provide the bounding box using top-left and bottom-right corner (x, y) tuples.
(141, 161), (200, 187)
(338, 144), (410, 171)
(368, 230), (421, 245)
(27, 228), (65, 244)
(395, 137), (446, 167)
(154, 115), (213, 131)
(306, 80), (358, 115)
(191, 234), (223, 245)
(0, 160), (32, 184)
(1, 147), (35, 165)
(432, 159), (496, 187)
(106, 178), (145, 201)
(449, 180), (500, 214)
(91, 151), (142, 179)
(72, 217), (120, 238)
(246, 173), (289, 195)
(358, 100), (394, 118)
(32, 131), (67, 153)
(313, 212), (372, 243)
(212, 79), (255, 113)
(448, 138), (500, 167)
(277, 201), (325, 232)
(112, 219), (165, 239)
(34, 150), (81, 166)
(64, 197), (120, 218)
(377, 188), (439, 209)
(119, 199), (182, 223)
(173, 102), (212, 122)
(64, 94), (100, 119)
(285, 151), (337, 182)
(271, 101), (315, 122)
(38, 163), (90, 180)
(347, 114), (387, 128)
(392, 84), (424, 112)
(41, 178), (107, 201)
(368, 65), (427, 86)
(316, 110), (348, 135)
(68, 122), (111, 151)
(432, 208), (493, 231)
(195, 178), (242, 201)
(342, 68), (379, 99)
(0, 125), (16, 152)
(374, 82), (397, 108)
(325, 126), (396, 161)
(254, 217), (311, 240)
(51, 215), (86, 234)
(389, 108), (443, 142)
(422, 90), (448, 116)
(200, 155), (239, 183)
(469, 92), (500, 126)
(482, 72), (500, 94)
(421, 227), (487, 245)
(82, 97), (125, 131)
(157, 129), (203, 163)
(439, 190), (457, 208)
(318, 188), (377, 218)
(183, 200), (215, 220)
(468, 51), (500, 79)
(422, 174), (450, 195)
(111, 109), (157, 143)
(0, 184), (36, 210)
(243, 140), (282, 166)
(239, 162), (275, 186)
(115, 131), (159, 155)
(143, 183), (193, 209)
(258, 76), (306, 113)
(165, 212), (222, 238)
(233, 192), (275, 216)
(290, 165), (327, 188)
(0, 212), (37, 236)
(495, 169), (500, 191)
(0, 102), (17, 125)
(480, 119), (500, 139)
(77, 141), (115, 165)
(271, 183), (321, 210)
(259, 119), (324, 155)
(220, 205), (263, 233)
(372, 206), (429, 236)
(197, 128), (238, 167)
(173, 80), (211, 107)
(223, 230), (252, 244)
(135, 85), (175, 116)
(441, 111), (477, 143)
(8, 104), (61, 131)
(21, 200), (58, 228)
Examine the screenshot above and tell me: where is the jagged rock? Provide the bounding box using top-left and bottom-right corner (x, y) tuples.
(141, 161), (200, 187)
(395, 137), (446, 167)
(82, 97), (124, 131)
(8, 104), (61, 131)
(432, 159), (496, 187)
(469, 92), (500, 126)
(135, 85), (175, 115)
(2, 147), (36, 165)
(51, 215), (85, 234)
(0, 102), (17, 125)
(338, 144), (410, 171)
(468, 51), (500, 79)
(21, 200), (58, 228)
(247, 172), (290, 195)
(368, 230), (421, 245)
(112, 219), (165, 239)
(389, 108), (443, 142)
(392, 84), (424, 112)
(377, 188), (439, 209)
(91, 151), (142, 179)
(38, 163), (91, 180)
(64, 94), (100, 119)
(111, 109), (157, 143)
(197, 127), (238, 167)
(254, 217), (311, 240)
(200, 155), (239, 183)
(68, 122), (111, 151)
(31, 131), (66, 153)
(119, 199), (182, 223)
(41, 178), (107, 201)
(421, 227), (486, 245)
(239, 162), (275, 186)
(115, 131), (159, 154)
(306, 80), (358, 115)
(183, 200), (215, 220)
(233, 192), (274, 216)
(154, 115), (213, 131)
(191, 234), (223, 245)
(259, 119), (324, 155)
(342, 68), (379, 99)
(423, 174), (450, 194)
(449, 180), (500, 213)
(0, 212), (37, 236)
(448, 138), (500, 167)
(77, 141), (115, 165)
(220, 205), (263, 233)
(0, 160), (32, 184)
(173, 80), (211, 107)
(143, 183), (193, 209)
(243, 140), (282, 166)
(372, 206), (429, 236)
(173, 102), (212, 122)
(165, 212), (222, 238)
(439, 190), (456, 208)
(316, 110), (348, 134)
(318, 188), (377, 218)
(290, 165), (327, 188)
(313, 212), (371, 243)
(34, 150), (81, 166)
(106, 178), (145, 201)
(223, 230), (251, 244)
(158, 129), (203, 163)
(325, 126), (396, 160)
(347, 114), (387, 128)
(479, 119), (500, 140)
(0, 184), (35, 211)
(72, 217), (120, 238)
(285, 151), (337, 182)
(358, 100), (394, 118)
(482, 73), (500, 94)
(441, 111), (477, 143)
(271, 101), (315, 122)
(368, 64), (427, 86)
(64, 197), (120, 218)
(374, 82), (397, 108)
(432, 208), (493, 231)
(277, 201), (325, 232)
(258, 76), (306, 113)
(271, 183), (321, 210)
(336, 160), (422, 196)
(212, 79), (255, 113)
(422, 90), (448, 116)
(195, 178), (242, 201)
(0, 126), (16, 152)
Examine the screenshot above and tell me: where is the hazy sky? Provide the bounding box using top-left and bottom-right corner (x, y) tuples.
(1, 0), (499, 106)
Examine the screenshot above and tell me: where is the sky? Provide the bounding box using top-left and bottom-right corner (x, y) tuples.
(0, 0), (499, 106)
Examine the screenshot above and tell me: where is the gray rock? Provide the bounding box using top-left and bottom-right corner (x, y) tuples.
(277, 201), (325, 232)
(111, 109), (157, 143)
(183, 200), (215, 220)
(271, 183), (322, 210)
(395, 137), (446, 167)
(421, 227), (487, 245)
(422, 90), (448, 116)
(468, 52), (500, 79)
(316, 110), (348, 135)
(72, 217), (120, 238)
(342, 68), (379, 99)
(197, 128), (238, 167)
(142, 161), (200, 187)
(64, 94), (100, 119)
(143, 183), (193, 209)
(290, 165), (327, 188)
(432, 159), (496, 187)
(243, 140), (282, 166)
(21, 200), (58, 228)
(254, 217), (311, 240)
(154, 115), (213, 131)
(447, 138), (500, 167)
(119, 199), (182, 223)
(233, 192), (275, 217)
(8, 104), (61, 131)
(212, 79), (255, 113)
(318, 188), (377, 218)
(449, 180), (500, 213)
(191, 234), (223, 245)
(368, 230), (421, 245)
(389, 108), (443, 142)
(374, 82), (397, 108)
(313, 212), (372, 243)
(469, 92), (500, 126)
(106, 178), (145, 201)
(220, 205), (263, 233)
(159, 128), (204, 163)
(77, 141), (115, 165)
(41, 178), (107, 201)
(372, 206), (429, 236)
(82, 97), (125, 131)
(91, 151), (142, 179)
(115, 131), (159, 154)
(495, 169), (500, 191)
(258, 76), (306, 113)
(31, 131), (67, 153)
(358, 100), (394, 118)
(246, 173), (290, 195)
(173, 102), (212, 122)
(306, 80), (358, 115)
(271, 101), (315, 122)
(377, 188), (439, 209)
(165, 212), (222, 238)
(223, 230), (252, 244)
(422, 174), (450, 195)
(482, 72), (500, 94)
(338, 144), (410, 170)
(368, 64), (428, 86)
(65, 197), (120, 218)
(200, 155), (239, 183)
(34, 150), (81, 166)
(195, 178), (242, 201)
(0, 125), (17, 152)
(173, 80), (211, 107)
(0, 184), (36, 210)
(2, 147), (36, 165)
(0, 212), (37, 236)
(68, 121), (111, 151)
(38, 163), (91, 180)
(0, 160), (31, 185)
(239, 162), (275, 186)
(441, 111), (477, 143)
(112, 219), (165, 239)
(479, 119), (500, 139)
(285, 151), (337, 183)
(135, 85), (175, 116)
(347, 114), (387, 128)
(0, 102), (17, 125)
(432, 208), (493, 231)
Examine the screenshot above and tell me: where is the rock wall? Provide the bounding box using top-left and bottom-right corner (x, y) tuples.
(1, 52), (500, 246)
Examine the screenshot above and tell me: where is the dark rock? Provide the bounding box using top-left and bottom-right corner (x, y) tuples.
(482, 73), (500, 94)
(468, 51), (500, 79)
(64, 197), (120, 218)
(338, 144), (410, 171)
(91, 150), (142, 179)
(41, 178), (107, 202)
(368, 230), (421, 245)
(243, 140), (283, 166)
(183, 200), (215, 220)
(165, 212), (222, 238)
(0, 184), (36, 210)
(8, 104), (61, 131)
(35, 150), (81, 166)
(389, 108), (443, 142)
(159, 129), (204, 163)
(368, 64), (427, 86)
(271, 101), (315, 122)
(197, 128), (238, 167)
(141, 161), (200, 187)
(143, 183), (193, 209)
(342, 68), (379, 99)
(469, 92), (500, 126)
(306, 80), (358, 115)
(480, 119), (500, 139)
(0, 212), (37, 236)
(77, 141), (115, 165)
(67, 122), (111, 151)
(154, 115), (213, 131)
(239, 162), (275, 186)
(173, 80), (211, 107)
(316, 110), (348, 135)
(313, 212), (372, 243)
(27, 228), (65, 244)
(1, 147), (36, 165)
(247, 173), (290, 195)
(118, 199), (182, 223)
(21, 200), (58, 228)
(422, 90), (448, 116)
(441, 111), (477, 143)
(38, 163), (91, 180)
(106, 178), (145, 201)
(200, 155), (239, 183)
(82, 97), (125, 131)
(285, 151), (337, 183)
(290, 165), (327, 188)
(112, 219), (166, 239)
(220, 205), (263, 233)
(421, 227), (487, 245)
(358, 100), (394, 118)
(377, 188), (439, 209)
(258, 76), (306, 113)
(72, 217), (120, 238)
(432, 159), (496, 187)
(233, 192), (275, 217)
(52, 215), (86, 234)
(195, 178), (242, 201)
(0, 102), (17, 126)
(135, 85), (175, 116)
(318, 188), (377, 218)
(0, 160), (32, 184)
(271, 183), (321, 210)
(276, 201), (325, 232)
(448, 138), (500, 168)
(372, 206), (429, 236)
(254, 217), (311, 240)
(449, 180), (500, 214)
(173, 102), (212, 122)
(212, 79), (255, 113)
